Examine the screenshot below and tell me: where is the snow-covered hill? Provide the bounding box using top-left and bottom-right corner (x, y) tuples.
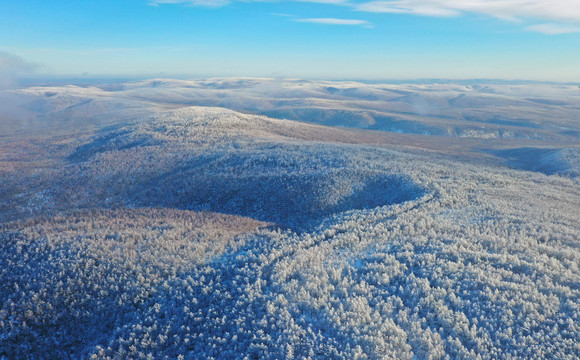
(0, 81), (579, 359)
(5, 78), (580, 141)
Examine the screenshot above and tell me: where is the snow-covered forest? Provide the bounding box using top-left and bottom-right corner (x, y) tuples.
(0, 79), (579, 359)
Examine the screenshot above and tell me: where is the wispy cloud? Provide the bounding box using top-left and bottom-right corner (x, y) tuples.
(527, 23), (580, 35)
(355, 0), (580, 23)
(149, 0), (580, 34)
(294, 18), (372, 27)
(150, 0), (230, 7)
(357, 1), (458, 17)
(153, 0), (580, 22)
(295, 0), (349, 4)
(150, 0), (349, 7)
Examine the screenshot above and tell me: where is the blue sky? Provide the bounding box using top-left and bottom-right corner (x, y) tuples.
(1, 0), (580, 80)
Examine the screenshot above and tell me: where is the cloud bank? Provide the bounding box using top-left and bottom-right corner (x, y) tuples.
(0, 51), (37, 90)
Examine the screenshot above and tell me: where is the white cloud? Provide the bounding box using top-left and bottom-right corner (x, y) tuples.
(295, 0), (349, 4)
(151, 0), (231, 7)
(150, 0), (580, 24)
(150, 0), (580, 34)
(527, 23), (580, 34)
(149, 0), (348, 6)
(355, 0), (580, 23)
(357, 1), (459, 16)
(150, 0), (350, 7)
(294, 18), (372, 26)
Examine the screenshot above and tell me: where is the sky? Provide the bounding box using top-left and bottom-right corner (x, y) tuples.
(1, 0), (580, 81)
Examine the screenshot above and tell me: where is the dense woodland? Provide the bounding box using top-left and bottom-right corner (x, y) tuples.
(0, 81), (579, 359)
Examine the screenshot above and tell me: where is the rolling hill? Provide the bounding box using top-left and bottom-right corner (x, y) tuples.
(1, 79), (579, 359)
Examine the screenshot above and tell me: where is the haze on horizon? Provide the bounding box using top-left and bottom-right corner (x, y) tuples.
(1, 0), (580, 82)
